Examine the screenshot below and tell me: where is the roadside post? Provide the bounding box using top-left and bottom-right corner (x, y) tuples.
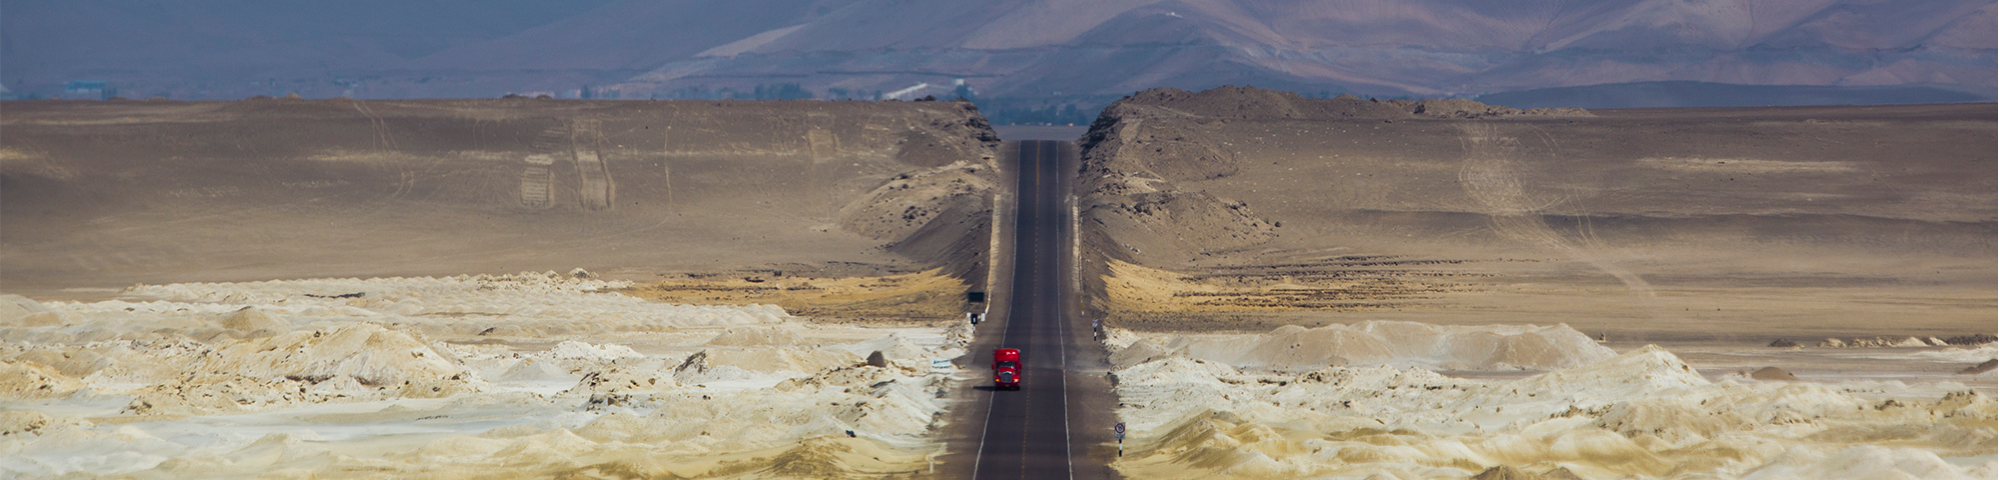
(1115, 422), (1126, 456)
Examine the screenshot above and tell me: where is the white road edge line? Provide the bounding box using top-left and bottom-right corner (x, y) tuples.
(1064, 139), (1080, 480)
(1056, 142), (1076, 480)
(1061, 287), (1074, 480)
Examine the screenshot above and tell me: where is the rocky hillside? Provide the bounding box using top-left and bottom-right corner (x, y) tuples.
(5, 0), (1990, 105)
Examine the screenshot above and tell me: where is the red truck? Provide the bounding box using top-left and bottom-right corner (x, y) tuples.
(991, 348), (1021, 390)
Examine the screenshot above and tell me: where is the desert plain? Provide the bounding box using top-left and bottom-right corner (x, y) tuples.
(0, 88), (1994, 479)
(2, 97), (1001, 478)
(1076, 87), (1997, 479)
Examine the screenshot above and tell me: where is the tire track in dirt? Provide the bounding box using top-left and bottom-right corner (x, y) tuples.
(522, 123), (569, 209)
(519, 153), (555, 209)
(1455, 123), (1655, 296)
(806, 111), (837, 163)
(568, 119), (615, 211)
(348, 100), (413, 201)
(519, 119), (616, 211)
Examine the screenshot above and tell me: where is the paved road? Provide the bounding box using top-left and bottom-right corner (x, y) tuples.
(947, 140), (1118, 480)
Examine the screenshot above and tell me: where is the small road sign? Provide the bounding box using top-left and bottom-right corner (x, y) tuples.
(1114, 422), (1125, 434)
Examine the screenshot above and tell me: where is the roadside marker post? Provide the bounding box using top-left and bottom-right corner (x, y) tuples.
(1115, 422), (1126, 456)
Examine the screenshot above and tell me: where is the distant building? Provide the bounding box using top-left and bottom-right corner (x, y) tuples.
(878, 79), (972, 101)
(61, 81), (116, 100)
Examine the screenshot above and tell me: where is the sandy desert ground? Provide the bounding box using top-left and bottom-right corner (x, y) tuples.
(1078, 87), (1993, 341)
(1074, 87), (1997, 479)
(1, 97), (1000, 311)
(1, 98), (1000, 478)
(1, 274), (973, 478)
(2, 90), (1994, 479)
(1100, 322), (1996, 479)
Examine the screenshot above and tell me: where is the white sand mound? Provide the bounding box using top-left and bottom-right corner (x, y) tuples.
(0, 294), (62, 327)
(699, 346), (855, 374)
(1108, 340), (1998, 479)
(0, 360), (84, 399)
(667, 350), (766, 386)
(3, 274), (969, 478)
(3, 423), (187, 477)
(1911, 344), (2000, 363)
(831, 333), (934, 368)
(6, 275), (796, 346)
(0, 409), (92, 437)
(122, 271), (630, 304)
(111, 272), (789, 334)
(496, 356), (577, 383)
(1740, 445), (1995, 480)
(566, 357), (683, 402)
(1109, 336), (1175, 365)
(548, 340), (644, 362)
(707, 326), (807, 346)
(1113, 321), (1615, 371)
(1509, 345), (1708, 403)
(213, 322), (467, 389)
(944, 319), (976, 346)
(214, 306), (290, 335)
(9, 348), (116, 378)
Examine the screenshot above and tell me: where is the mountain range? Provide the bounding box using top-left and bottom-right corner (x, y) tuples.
(3, 0), (1992, 113)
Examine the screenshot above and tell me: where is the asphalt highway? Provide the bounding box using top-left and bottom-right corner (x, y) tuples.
(936, 140), (1118, 480)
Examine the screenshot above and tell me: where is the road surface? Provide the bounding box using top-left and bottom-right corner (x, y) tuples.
(944, 140), (1118, 480)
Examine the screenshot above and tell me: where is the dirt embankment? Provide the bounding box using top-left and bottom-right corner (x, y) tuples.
(2, 97), (1001, 320)
(1076, 86), (1995, 340)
